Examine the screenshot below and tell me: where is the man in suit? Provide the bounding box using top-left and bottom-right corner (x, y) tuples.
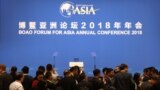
(0, 64), (13, 90)
(21, 66), (33, 90)
(59, 69), (77, 90)
(90, 69), (105, 90)
(113, 64), (135, 90)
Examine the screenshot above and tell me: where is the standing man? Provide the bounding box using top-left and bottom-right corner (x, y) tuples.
(0, 64), (13, 90)
(113, 64), (135, 90)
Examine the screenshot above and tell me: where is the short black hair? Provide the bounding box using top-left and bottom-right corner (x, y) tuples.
(70, 66), (80, 72)
(11, 66), (17, 73)
(22, 66), (29, 73)
(93, 69), (100, 76)
(119, 64), (128, 70)
(102, 67), (108, 74)
(107, 68), (113, 73)
(36, 70), (44, 78)
(45, 71), (52, 79)
(46, 64), (53, 71)
(38, 65), (45, 73)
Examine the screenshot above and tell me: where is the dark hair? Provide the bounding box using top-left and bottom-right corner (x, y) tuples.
(119, 64), (128, 70)
(11, 66), (17, 73)
(35, 70), (44, 79)
(15, 72), (24, 80)
(46, 64), (53, 71)
(70, 66), (80, 74)
(143, 68), (149, 73)
(107, 68), (113, 73)
(22, 66), (29, 73)
(45, 71), (52, 79)
(63, 70), (70, 76)
(38, 65), (45, 73)
(102, 67), (108, 74)
(79, 73), (86, 81)
(133, 72), (141, 85)
(93, 69), (100, 76)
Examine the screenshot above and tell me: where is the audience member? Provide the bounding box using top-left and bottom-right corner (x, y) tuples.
(0, 63), (159, 90)
(21, 66), (33, 90)
(44, 71), (56, 90)
(10, 66), (17, 81)
(46, 64), (59, 84)
(9, 72), (24, 90)
(90, 69), (105, 90)
(32, 70), (44, 90)
(0, 64), (13, 90)
(113, 64), (135, 90)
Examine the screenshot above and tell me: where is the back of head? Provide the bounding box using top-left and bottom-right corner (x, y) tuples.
(93, 69), (101, 76)
(133, 72), (141, 81)
(46, 64), (53, 71)
(102, 67), (108, 74)
(11, 66), (17, 73)
(70, 66), (80, 75)
(107, 68), (113, 73)
(119, 64), (128, 72)
(63, 69), (71, 77)
(38, 65), (45, 73)
(22, 66), (29, 74)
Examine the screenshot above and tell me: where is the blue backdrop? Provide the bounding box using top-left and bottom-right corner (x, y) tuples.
(0, 0), (160, 76)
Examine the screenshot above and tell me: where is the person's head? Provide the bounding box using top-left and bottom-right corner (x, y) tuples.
(119, 64), (128, 73)
(36, 70), (44, 81)
(143, 67), (150, 77)
(102, 67), (108, 75)
(63, 69), (71, 77)
(45, 71), (52, 81)
(15, 72), (24, 82)
(107, 68), (114, 78)
(79, 73), (87, 81)
(38, 65), (45, 74)
(70, 66), (80, 76)
(114, 66), (120, 74)
(133, 72), (141, 85)
(150, 67), (158, 76)
(46, 64), (53, 72)
(93, 69), (101, 77)
(21, 66), (29, 74)
(10, 66), (17, 74)
(0, 64), (6, 73)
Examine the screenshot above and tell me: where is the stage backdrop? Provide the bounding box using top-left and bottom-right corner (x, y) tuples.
(0, 0), (160, 76)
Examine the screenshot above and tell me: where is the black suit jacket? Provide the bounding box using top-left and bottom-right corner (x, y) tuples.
(0, 72), (13, 90)
(113, 72), (135, 90)
(89, 77), (105, 90)
(22, 74), (33, 90)
(59, 76), (77, 90)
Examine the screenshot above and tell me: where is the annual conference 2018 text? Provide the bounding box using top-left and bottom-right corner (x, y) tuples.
(18, 30), (142, 35)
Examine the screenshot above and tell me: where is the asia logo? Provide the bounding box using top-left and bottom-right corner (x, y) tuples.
(60, 1), (99, 18)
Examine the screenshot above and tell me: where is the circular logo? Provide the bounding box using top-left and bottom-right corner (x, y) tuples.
(60, 1), (74, 18)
